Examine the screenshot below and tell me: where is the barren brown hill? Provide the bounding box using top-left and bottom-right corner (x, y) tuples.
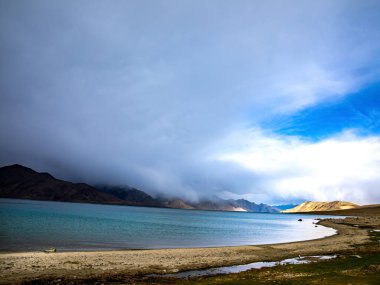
(283, 201), (359, 213)
(303, 204), (380, 216)
(164, 198), (195, 209)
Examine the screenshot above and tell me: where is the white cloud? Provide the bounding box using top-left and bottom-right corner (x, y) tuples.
(216, 130), (380, 204)
(275, 65), (359, 113)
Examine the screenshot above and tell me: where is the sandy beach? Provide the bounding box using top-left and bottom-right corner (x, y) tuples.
(1, 216), (379, 284)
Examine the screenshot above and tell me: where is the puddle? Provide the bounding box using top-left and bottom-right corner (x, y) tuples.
(150, 255), (337, 279)
(310, 255), (337, 260)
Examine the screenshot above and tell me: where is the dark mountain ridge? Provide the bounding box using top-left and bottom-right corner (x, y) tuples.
(0, 164), (121, 204)
(95, 185), (161, 207)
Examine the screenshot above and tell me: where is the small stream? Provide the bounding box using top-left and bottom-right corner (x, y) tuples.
(150, 255), (337, 279)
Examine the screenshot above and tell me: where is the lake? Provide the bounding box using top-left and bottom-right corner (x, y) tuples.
(0, 199), (337, 252)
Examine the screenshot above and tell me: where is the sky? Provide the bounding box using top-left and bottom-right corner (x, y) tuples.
(1, 0), (380, 205)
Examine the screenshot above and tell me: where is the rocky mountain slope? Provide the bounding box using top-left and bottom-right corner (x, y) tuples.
(282, 201), (359, 213)
(232, 199), (279, 213)
(161, 198), (195, 209)
(95, 185), (161, 207)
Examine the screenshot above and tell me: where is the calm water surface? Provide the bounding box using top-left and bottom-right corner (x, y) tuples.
(0, 199), (337, 251)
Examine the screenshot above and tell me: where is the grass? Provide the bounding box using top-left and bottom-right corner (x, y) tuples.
(369, 230), (380, 243)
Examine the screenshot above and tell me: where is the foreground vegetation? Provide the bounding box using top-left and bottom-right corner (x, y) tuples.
(178, 253), (380, 285)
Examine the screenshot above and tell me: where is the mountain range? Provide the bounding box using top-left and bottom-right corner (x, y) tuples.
(0, 164), (279, 213)
(159, 196), (279, 213)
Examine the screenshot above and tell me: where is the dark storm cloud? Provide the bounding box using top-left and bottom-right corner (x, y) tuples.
(1, 0), (380, 203)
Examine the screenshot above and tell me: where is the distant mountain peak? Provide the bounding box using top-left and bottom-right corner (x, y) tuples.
(1, 164), (37, 173)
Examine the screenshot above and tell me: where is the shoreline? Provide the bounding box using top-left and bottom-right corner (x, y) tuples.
(1, 216), (378, 284)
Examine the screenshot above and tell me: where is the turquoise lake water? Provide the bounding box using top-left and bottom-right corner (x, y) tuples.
(0, 199), (337, 251)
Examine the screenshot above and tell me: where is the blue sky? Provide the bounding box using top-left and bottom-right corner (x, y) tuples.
(263, 82), (380, 140)
(1, 0), (380, 205)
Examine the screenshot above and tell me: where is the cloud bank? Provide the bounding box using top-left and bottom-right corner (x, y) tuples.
(217, 130), (380, 204)
(1, 0), (380, 204)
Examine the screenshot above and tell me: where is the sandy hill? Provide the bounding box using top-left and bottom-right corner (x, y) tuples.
(283, 201), (359, 213)
(301, 204), (380, 216)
